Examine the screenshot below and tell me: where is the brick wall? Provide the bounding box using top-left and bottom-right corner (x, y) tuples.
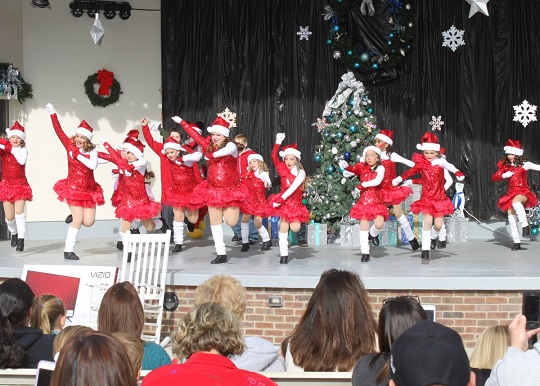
(162, 286), (523, 350)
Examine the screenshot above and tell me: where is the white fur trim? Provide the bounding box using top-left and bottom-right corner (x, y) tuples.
(417, 142), (440, 151)
(6, 129), (25, 141)
(375, 133), (393, 145)
(362, 146), (381, 159)
(161, 142), (184, 154)
(76, 127), (93, 140)
(279, 148), (301, 160)
(247, 153), (264, 163)
(207, 125), (230, 137)
(122, 143), (144, 159)
(504, 146), (523, 156)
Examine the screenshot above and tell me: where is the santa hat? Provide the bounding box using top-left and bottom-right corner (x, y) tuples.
(503, 139), (523, 156)
(207, 116), (230, 137)
(279, 143), (301, 160)
(119, 129), (140, 150)
(6, 121), (25, 141)
(122, 137), (145, 159)
(161, 137), (186, 154)
(375, 129), (394, 146)
(362, 145), (382, 159)
(247, 153), (264, 163)
(75, 120), (94, 140)
(416, 132), (440, 151)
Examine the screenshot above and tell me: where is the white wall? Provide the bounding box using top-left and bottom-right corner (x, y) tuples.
(17, 0), (163, 223)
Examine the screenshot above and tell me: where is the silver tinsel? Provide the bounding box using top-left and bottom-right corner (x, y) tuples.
(323, 72), (366, 117)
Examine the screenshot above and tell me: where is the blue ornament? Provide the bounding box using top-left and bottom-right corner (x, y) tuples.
(346, 111), (352, 116)
(344, 151), (351, 160)
(354, 63), (360, 68)
(532, 227), (539, 236)
(367, 107), (373, 114)
(314, 154), (322, 162)
(350, 125), (358, 133)
(327, 115), (333, 122)
(336, 132), (343, 138)
(407, 44), (412, 49)
(387, 41), (392, 45)
(372, 63), (379, 69)
(392, 48), (396, 53)
(333, 25), (339, 32)
(327, 165), (335, 173)
(360, 53), (369, 62)
(339, 167), (344, 173)
(347, 50), (353, 56)
(532, 220), (539, 227)
(389, 33), (394, 38)
(326, 39), (333, 45)
(323, 131), (330, 138)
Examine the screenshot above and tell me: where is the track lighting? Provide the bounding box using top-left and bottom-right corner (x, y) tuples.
(69, 1), (132, 20)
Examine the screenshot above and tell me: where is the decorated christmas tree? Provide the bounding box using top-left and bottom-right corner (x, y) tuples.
(308, 72), (378, 232)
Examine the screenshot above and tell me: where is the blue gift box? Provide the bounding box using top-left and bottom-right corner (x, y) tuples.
(381, 220), (398, 246)
(308, 223), (328, 245)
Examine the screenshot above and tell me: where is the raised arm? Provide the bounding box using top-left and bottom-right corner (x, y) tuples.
(46, 103), (71, 149)
(523, 161), (540, 172)
(271, 133), (286, 168)
(141, 118), (164, 156)
(172, 116), (208, 148)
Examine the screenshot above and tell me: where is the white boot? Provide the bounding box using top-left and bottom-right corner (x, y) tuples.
(6, 217), (17, 235)
(15, 213), (27, 239)
(360, 230), (370, 262)
(210, 224), (226, 256)
(279, 232), (289, 264)
(397, 214), (414, 240)
(241, 222), (250, 244)
(172, 221), (184, 253)
(64, 226), (80, 260)
(508, 215), (523, 250)
(258, 225), (270, 243)
(512, 202), (530, 236)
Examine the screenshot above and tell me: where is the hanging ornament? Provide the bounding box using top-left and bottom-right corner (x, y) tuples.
(333, 51), (342, 59)
(331, 147), (338, 154)
(350, 141), (358, 147)
(343, 151), (351, 160)
(341, 178), (347, 185)
(327, 165), (336, 173)
(532, 227), (539, 236)
(90, 13), (105, 46)
(314, 154), (322, 162)
(465, 0), (490, 18)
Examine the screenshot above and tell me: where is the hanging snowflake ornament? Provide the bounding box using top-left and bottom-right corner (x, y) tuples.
(429, 116), (445, 131)
(442, 25), (465, 52)
(312, 117), (328, 132)
(513, 100), (537, 127)
(465, 0), (489, 18)
(297, 26), (312, 41)
(217, 107), (237, 128)
(322, 5), (335, 20)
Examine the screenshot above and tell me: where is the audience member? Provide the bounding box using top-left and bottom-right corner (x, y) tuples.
(352, 295), (428, 386)
(142, 302), (277, 386)
(485, 314), (540, 386)
(390, 319), (475, 386)
(194, 274), (285, 371)
(30, 294), (67, 335)
(52, 325), (94, 360)
(51, 331), (136, 386)
(98, 281), (171, 370)
(113, 332), (145, 381)
(0, 278), (55, 368)
(284, 269), (377, 372)
(470, 325), (510, 386)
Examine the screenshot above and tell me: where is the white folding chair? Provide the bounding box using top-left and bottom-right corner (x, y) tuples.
(120, 230), (171, 344)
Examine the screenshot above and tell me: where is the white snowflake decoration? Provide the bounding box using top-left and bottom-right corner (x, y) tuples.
(312, 117), (328, 132)
(217, 107), (237, 128)
(297, 26), (312, 41)
(442, 24), (465, 52)
(322, 6), (335, 20)
(429, 116), (445, 131)
(513, 100), (537, 127)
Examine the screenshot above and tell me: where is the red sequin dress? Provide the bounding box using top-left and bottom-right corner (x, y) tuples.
(0, 144), (33, 202)
(269, 144), (310, 223)
(492, 160), (539, 211)
(347, 163), (388, 221)
(240, 171), (273, 217)
(162, 159), (199, 211)
(380, 152), (413, 205)
(50, 114), (104, 208)
(400, 153), (454, 216)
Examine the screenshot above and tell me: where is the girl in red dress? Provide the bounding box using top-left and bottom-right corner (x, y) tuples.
(172, 115), (250, 264)
(269, 133), (310, 264)
(491, 139), (540, 251)
(392, 132), (465, 261)
(341, 146), (388, 262)
(47, 103), (105, 260)
(0, 121), (32, 252)
(239, 153), (273, 252)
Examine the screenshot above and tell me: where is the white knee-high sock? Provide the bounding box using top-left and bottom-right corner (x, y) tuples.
(279, 232), (289, 256)
(117, 219), (124, 241)
(369, 224), (381, 237)
(512, 202), (529, 226)
(439, 223), (447, 241)
(422, 229), (431, 251)
(121, 231), (132, 253)
(64, 226), (79, 252)
(360, 230), (370, 254)
(397, 215), (414, 241)
(131, 219), (141, 230)
(257, 226), (270, 242)
(5, 217), (17, 235)
(173, 221), (184, 245)
(430, 227), (440, 240)
(15, 214), (26, 239)
(508, 215), (521, 244)
(152, 218), (163, 232)
(210, 224), (226, 255)
(241, 222), (249, 244)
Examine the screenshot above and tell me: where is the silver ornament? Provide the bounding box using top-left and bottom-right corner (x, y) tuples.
(408, 22), (414, 28)
(351, 141), (357, 148)
(344, 135), (350, 141)
(333, 51), (342, 60)
(405, 4), (411, 9)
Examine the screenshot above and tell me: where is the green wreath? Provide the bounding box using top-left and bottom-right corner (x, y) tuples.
(324, 0), (415, 77)
(84, 72), (122, 107)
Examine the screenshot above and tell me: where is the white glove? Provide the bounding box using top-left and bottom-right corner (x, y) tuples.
(352, 188), (361, 199)
(338, 160), (349, 169)
(392, 176), (403, 186)
(46, 103), (55, 115)
(273, 202), (281, 208)
(69, 151), (74, 159)
(100, 137), (107, 145)
(342, 170), (355, 178)
(275, 133), (286, 145)
(502, 171), (514, 179)
(402, 179), (413, 187)
(149, 120), (161, 131)
(171, 116), (182, 124)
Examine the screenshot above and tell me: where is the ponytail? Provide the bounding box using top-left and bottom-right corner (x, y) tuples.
(30, 295), (66, 335)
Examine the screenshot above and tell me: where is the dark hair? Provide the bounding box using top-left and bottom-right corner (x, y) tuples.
(501, 154), (526, 167)
(384, 144), (394, 156)
(288, 269), (377, 371)
(0, 278), (35, 368)
(206, 137), (232, 153)
(98, 282), (144, 339)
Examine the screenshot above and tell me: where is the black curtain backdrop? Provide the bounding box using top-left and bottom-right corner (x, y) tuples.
(161, 0), (540, 221)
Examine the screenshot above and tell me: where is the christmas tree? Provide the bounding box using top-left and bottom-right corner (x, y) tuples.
(308, 72), (378, 232)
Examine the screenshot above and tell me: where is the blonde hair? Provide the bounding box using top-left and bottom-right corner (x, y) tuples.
(71, 136), (96, 152)
(53, 325), (94, 358)
(469, 325), (510, 369)
(248, 159), (269, 173)
(112, 332), (144, 380)
(1, 134), (26, 147)
(30, 295), (67, 334)
(194, 275), (246, 318)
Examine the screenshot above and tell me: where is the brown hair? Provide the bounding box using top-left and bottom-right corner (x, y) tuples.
(194, 275), (246, 318)
(206, 137), (232, 154)
(287, 269), (377, 371)
(1, 134), (26, 147)
(98, 282), (144, 339)
(30, 295), (66, 334)
(71, 136), (96, 152)
(501, 154), (526, 167)
(112, 332), (144, 380)
(53, 325), (94, 358)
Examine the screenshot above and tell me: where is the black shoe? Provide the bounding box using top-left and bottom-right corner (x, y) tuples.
(249, 239), (257, 245)
(10, 234), (17, 248)
(298, 240), (308, 247)
(116, 241), (124, 251)
(361, 254), (370, 262)
(280, 255), (289, 264)
(187, 221), (195, 232)
(64, 251), (79, 260)
(130, 228), (140, 234)
(65, 214), (73, 224)
(430, 238), (437, 250)
(409, 238), (420, 250)
(421, 250), (430, 260)
(231, 235), (241, 242)
(172, 244), (183, 253)
(211, 255), (228, 264)
(368, 233), (380, 246)
(437, 240), (447, 249)
(511, 243), (523, 251)
(522, 225), (531, 237)
(127, 252), (132, 262)
(16, 239), (24, 252)
(241, 243), (250, 252)
(261, 240), (272, 251)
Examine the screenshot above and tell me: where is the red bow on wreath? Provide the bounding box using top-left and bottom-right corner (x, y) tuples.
(97, 69), (114, 96)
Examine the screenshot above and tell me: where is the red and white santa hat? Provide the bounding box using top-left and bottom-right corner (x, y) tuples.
(375, 129), (394, 146)
(503, 139), (523, 156)
(119, 129), (139, 149)
(6, 121), (26, 141)
(207, 116), (230, 137)
(416, 132), (440, 151)
(362, 145), (382, 159)
(161, 137), (186, 154)
(279, 143), (301, 160)
(247, 153), (264, 163)
(122, 137), (145, 159)
(75, 120), (94, 140)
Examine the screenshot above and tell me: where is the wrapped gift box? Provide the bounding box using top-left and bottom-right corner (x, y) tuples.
(444, 216), (469, 243)
(288, 230), (298, 245)
(403, 184), (422, 212)
(405, 213), (423, 244)
(340, 223), (361, 246)
(307, 223), (327, 245)
(268, 216), (279, 239)
(381, 220), (398, 246)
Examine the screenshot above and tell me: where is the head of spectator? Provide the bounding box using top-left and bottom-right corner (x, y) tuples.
(286, 269), (377, 371)
(51, 331), (136, 386)
(53, 325), (94, 361)
(30, 295), (67, 335)
(470, 325), (510, 370)
(194, 275), (246, 318)
(113, 332), (144, 380)
(389, 320), (475, 386)
(98, 282), (144, 338)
